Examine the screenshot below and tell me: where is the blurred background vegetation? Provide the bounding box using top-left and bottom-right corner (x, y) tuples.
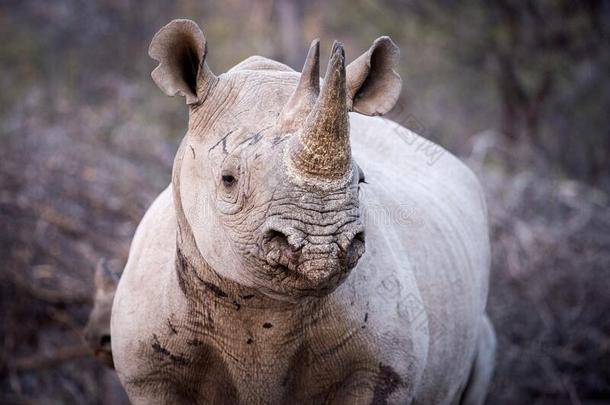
(1, 1), (609, 404)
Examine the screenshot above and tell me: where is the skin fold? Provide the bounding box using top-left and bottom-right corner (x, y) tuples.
(110, 19), (496, 405)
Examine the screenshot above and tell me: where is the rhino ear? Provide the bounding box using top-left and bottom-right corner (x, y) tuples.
(346, 37), (402, 116)
(149, 19), (216, 105)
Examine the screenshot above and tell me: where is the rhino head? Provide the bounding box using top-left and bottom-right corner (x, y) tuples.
(150, 20), (401, 301)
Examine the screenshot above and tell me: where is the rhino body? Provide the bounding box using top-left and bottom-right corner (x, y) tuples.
(111, 20), (495, 404)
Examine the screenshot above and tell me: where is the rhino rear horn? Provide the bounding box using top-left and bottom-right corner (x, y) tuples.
(149, 19), (217, 105)
(279, 39), (320, 132)
(346, 37), (402, 116)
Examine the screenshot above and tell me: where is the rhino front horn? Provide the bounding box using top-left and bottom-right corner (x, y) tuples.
(288, 41), (351, 181)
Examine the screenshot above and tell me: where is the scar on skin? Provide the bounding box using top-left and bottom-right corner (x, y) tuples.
(249, 131), (263, 145)
(189, 145), (196, 159)
(208, 129), (236, 154)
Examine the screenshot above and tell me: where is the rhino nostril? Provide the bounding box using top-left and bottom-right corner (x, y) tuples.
(346, 231), (365, 267)
(351, 231), (365, 250)
(354, 231), (365, 242)
(265, 229), (289, 246)
(264, 228), (302, 251)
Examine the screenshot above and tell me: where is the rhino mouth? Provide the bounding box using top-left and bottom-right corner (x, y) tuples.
(265, 259), (351, 296)
(258, 231), (365, 295)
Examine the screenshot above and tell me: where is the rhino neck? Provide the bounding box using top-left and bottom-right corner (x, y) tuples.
(171, 137), (314, 312)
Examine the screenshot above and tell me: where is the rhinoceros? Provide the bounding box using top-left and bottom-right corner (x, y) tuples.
(110, 19), (495, 404)
(84, 259), (119, 368)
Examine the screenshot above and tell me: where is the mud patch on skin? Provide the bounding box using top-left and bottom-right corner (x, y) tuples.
(175, 247), (190, 295)
(167, 316), (178, 334)
(203, 281), (228, 298)
(371, 363), (404, 404)
(187, 338), (203, 347)
(128, 336), (240, 404)
(151, 334), (190, 366)
(279, 345), (311, 402)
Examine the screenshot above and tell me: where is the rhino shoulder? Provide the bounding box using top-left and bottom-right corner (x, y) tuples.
(126, 185), (176, 261)
(114, 184), (178, 321)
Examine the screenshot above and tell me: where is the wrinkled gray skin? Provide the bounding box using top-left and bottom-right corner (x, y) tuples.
(111, 19), (495, 404)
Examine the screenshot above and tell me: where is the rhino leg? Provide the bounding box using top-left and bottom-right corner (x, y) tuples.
(458, 315), (496, 405)
(83, 258), (120, 368)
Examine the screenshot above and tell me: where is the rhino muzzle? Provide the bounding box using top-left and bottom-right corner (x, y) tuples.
(260, 220), (365, 292)
(256, 41), (365, 294)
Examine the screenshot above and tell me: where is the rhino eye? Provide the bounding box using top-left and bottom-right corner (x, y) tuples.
(222, 174), (237, 187)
